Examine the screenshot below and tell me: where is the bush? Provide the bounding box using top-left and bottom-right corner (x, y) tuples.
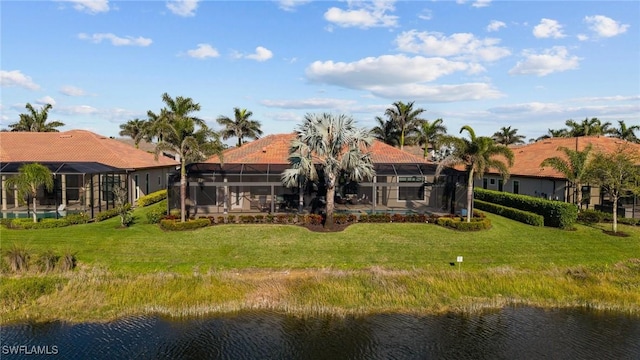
(95, 204), (132, 222)
(404, 213), (429, 223)
(159, 218), (210, 231)
(10, 218), (68, 229)
(474, 200), (544, 226)
(136, 189), (168, 207)
(64, 212), (90, 225)
(577, 209), (605, 225)
(145, 200), (168, 224)
(474, 188), (577, 229)
(303, 214), (323, 225)
(239, 215), (256, 224)
(227, 215), (236, 224)
(436, 216), (492, 231)
(5, 245), (30, 272)
(37, 250), (59, 273)
(369, 213), (392, 223)
(59, 251), (77, 272)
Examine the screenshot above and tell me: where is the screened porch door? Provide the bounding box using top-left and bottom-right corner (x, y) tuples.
(230, 186), (244, 210)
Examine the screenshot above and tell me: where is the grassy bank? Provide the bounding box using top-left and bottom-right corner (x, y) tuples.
(1, 210), (639, 323)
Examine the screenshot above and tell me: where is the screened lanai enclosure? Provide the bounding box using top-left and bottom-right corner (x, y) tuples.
(0, 162), (128, 220)
(168, 162), (467, 217)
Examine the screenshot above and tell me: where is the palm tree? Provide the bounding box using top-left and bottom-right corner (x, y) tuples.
(540, 144), (593, 207)
(436, 125), (514, 222)
(5, 163), (54, 223)
(414, 118), (447, 158)
(152, 93), (224, 222)
(565, 118), (613, 137)
(371, 116), (400, 147)
(9, 103), (65, 132)
(281, 113), (375, 228)
(216, 108), (263, 147)
(384, 101), (425, 150)
(118, 118), (148, 149)
(492, 126), (526, 145)
(610, 120), (640, 143)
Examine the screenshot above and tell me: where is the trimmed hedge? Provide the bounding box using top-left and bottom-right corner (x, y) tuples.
(95, 204), (132, 222)
(145, 200), (168, 224)
(136, 189), (167, 207)
(159, 218), (210, 231)
(474, 188), (577, 229)
(436, 216), (492, 231)
(474, 199), (544, 227)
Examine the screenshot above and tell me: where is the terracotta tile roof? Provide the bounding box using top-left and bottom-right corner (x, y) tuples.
(0, 130), (178, 169)
(205, 133), (433, 165)
(489, 136), (640, 179)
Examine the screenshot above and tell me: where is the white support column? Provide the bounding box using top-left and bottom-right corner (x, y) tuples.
(1, 176), (7, 210)
(372, 176), (377, 211)
(61, 174), (67, 205)
(223, 178), (228, 214)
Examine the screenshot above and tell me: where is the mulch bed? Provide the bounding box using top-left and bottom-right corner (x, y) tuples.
(602, 230), (630, 237)
(300, 223), (351, 232)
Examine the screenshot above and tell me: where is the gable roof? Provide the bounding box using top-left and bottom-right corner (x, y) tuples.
(0, 130), (178, 170)
(494, 136), (640, 179)
(205, 133), (434, 165)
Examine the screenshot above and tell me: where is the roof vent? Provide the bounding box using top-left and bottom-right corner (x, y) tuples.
(59, 135), (73, 138)
(262, 147), (267, 153)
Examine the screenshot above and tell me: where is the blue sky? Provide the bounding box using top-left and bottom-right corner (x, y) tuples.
(1, 0), (638, 144)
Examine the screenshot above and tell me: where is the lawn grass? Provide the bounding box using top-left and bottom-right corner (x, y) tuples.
(1, 210), (638, 323)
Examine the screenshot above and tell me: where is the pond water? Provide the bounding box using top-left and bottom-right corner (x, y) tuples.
(1, 307), (639, 359)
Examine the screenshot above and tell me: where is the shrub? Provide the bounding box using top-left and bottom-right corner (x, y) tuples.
(11, 218), (68, 230)
(303, 214), (323, 225)
(391, 214), (405, 223)
(436, 217), (492, 231)
(146, 200), (168, 224)
(405, 214), (429, 223)
(227, 215), (236, 224)
(59, 251), (77, 272)
(95, 204), (132, 222)
(64, 212), (90, 225)
(369, 213), (392, 223)
(159, 218), (210, 231)
(474, 188), (577, 229)
(577, 209), (605, 225)
(254, 215), (265, 223)
(37, 250), (59, 273)
(5, 245), (30, 272)
(333, 214), (348, 224)
(474, 200), (544, 227)
(276, 214), (289, 224)
(239, 215), (256, 224)
(216, 216), (226, 224)
(136, 189), (168, 207)
(266, 214), (275, 223)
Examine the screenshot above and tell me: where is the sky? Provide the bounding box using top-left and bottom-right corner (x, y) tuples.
(1, 0), (639, 144)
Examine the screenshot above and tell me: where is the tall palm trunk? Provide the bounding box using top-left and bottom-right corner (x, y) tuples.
(611, 194), (618, 233)
(180, 161), (187, 222)
(32, 196), (38, 223)
(466, 168), (474, 223)
(325, 173), (336, 227)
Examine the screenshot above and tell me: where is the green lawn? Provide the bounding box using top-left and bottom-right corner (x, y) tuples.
(1, 210), (639, 323)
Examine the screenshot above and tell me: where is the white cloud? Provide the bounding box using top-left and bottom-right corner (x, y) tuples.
(577, 34), (589, 41)
(245, 46), (274, 62)
(369, 83), (504, 102)
(486, 20), (506, 32)
(584, 15), (629, 37)
(36, 96), (56, 106)
(261, 98), (356, 109)
(166, 0), (199, 17)
(306, 54), (478, 88)
(418, 9), (432, 21)
(0, 70), (40, 90)
(278, 0), (312, 12)
(57, 105), (99, 115)
(472, 0), (492, 8)
(395, 30), (511, 62)
(186, 44), (219, 59)
(60, 85), (86, 96)
(509, 46), (580, 76)
(61, 0), (110, 14)
(78, 33), (152, 46)
(533, 18), (565, 38)
(324, 1), (398, 29)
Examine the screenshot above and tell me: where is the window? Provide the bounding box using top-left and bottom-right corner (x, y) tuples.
(490, 178), (495, 185)
(513, 181), (520, 194)
(102, 174), (121, 201)
(145, 173), (150, 195)
(483, 178), (488, 189)
(398, 176), (424, 201)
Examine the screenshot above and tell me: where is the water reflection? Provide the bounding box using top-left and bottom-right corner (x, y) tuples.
(2, 307), (639, 359)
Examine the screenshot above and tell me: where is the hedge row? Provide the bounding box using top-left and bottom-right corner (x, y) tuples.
(474, 199), (544, 227)
(2, 212), (90, 230)
(577, 209), (640, 226)
(436, 216), (492, 231)
(95, 204), (132, 222)
(145, 200), (168, 224)
(474, 188), (577, 229)
(159, 218), (211, 231)
(136, 189), (167, 207)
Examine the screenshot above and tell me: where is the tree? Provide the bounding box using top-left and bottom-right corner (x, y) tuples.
(565, 118), (613, 137)
(216, 108), (263, 147)
(384, 101), (425, 150)
(118, 118), (148, 149)
(536, 128), (570, 141)
(9, 103), (65, 132)
(540, 144), (593, 207)
(414, 118), (447, 158)
(492, 126), (526, 145)
(371, 116), (400, 147)
(611, 120), (640, 143)
(5, 163), (54, 223)
(585, 146), (640, 233)
(436, 125), (514, 222)
(152, 93), (224, 222)
(281, 113), (375, 228)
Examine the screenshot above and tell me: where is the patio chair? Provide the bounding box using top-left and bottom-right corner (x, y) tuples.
(259, 195), (270, 212)
(57, 203), (67, 217)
